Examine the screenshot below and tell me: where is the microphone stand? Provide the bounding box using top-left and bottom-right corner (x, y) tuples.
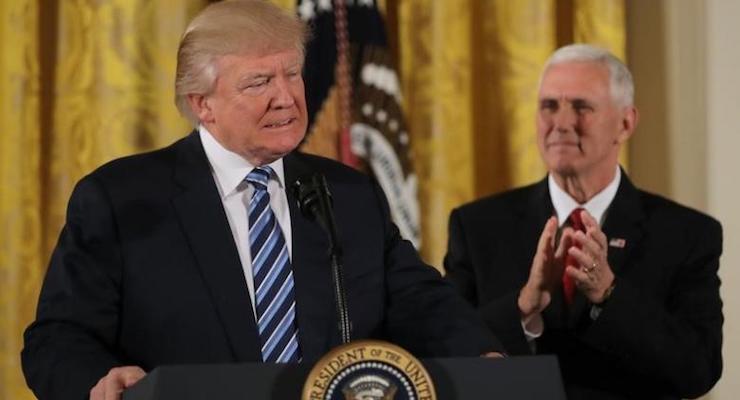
(295, 174), (352, 344)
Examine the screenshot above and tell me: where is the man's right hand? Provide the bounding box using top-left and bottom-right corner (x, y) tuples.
(517, 217), (572, 318)
(90, 366), (146, 400)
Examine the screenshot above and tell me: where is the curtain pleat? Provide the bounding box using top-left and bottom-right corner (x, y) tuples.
(0, 1), (42, 398)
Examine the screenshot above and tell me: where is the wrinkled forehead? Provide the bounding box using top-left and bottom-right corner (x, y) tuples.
(218, 37), (305, 63)
(214, 48), (304, 75)
(538, 61), (611, 100)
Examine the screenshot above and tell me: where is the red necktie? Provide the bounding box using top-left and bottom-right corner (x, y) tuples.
(563, 208), (585, 305)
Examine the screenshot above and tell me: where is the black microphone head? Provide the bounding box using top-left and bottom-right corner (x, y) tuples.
(293, 173), (342, 256)
(293, 175), (321, 218)
(293, 173), (335, 234)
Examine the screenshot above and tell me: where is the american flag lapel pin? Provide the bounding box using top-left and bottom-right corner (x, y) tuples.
(609, 238), (626, 248)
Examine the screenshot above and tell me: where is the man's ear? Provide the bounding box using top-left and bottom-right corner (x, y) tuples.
(616, 106), (638, 144)
(186, 93), (215, 124)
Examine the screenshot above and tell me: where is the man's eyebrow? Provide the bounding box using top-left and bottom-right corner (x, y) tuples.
(238, 71), (273, 82)
(284, 62), (303, 70)
(571, 98), (594, 106)
(538, 95), (592, 102)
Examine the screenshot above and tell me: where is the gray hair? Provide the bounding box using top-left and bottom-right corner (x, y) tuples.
(542, 44), (634, 107)
(175, 0), (309, 125)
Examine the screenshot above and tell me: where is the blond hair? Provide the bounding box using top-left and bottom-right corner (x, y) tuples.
(175, 0), (308, 124)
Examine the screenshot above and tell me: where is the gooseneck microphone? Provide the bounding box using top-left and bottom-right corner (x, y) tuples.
(293, 174), (351, 344)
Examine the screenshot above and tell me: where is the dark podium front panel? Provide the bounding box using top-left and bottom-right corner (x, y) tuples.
(123, 355), (565, 399)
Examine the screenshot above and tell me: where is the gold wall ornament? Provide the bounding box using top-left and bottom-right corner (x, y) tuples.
(303, 340), (436, 400)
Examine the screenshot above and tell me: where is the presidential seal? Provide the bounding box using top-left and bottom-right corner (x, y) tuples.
(302, 340), (436, 400)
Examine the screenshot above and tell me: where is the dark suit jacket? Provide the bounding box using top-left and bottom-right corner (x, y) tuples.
(22, 132), (499, 400)
(445, 173), (723, 399)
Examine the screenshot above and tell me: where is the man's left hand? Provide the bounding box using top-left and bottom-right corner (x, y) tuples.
(564, 210), (615, 304)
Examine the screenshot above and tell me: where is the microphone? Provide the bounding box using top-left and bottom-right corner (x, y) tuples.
(293, 174), (351, 344)
(294, 175), (338, 253)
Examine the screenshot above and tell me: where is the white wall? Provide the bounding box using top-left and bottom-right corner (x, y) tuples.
(707, 0), (740, 398)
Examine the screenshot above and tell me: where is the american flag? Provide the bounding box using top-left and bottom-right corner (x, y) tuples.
(298, 0), (421, 247)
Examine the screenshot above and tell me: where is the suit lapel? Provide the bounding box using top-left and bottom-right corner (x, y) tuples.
(171, 132), (261, 362)
(283, 153), (337, 362)
(601, 172), (645, 277)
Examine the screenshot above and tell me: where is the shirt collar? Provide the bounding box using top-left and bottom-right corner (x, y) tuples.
(198, 125), (286, 198)
(548, 165), (621, 227)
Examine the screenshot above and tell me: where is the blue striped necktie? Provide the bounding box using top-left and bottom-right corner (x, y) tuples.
(245, 167), (301, 363)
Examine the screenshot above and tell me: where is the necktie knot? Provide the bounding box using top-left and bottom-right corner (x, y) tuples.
(246, 167), (273, 191)
(568, 207), (585, 232)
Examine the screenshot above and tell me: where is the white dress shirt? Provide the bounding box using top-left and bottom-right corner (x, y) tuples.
(548, 166), (621, 228)
(199, 126), (293, 318)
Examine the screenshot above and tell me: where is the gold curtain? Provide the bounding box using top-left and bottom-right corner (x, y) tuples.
(393, 0), (625, 267)
(0, 2), (42, 399)
(0, 1), (206, 398)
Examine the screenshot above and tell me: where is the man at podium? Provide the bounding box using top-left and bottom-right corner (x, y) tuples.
(21, 2), (502, 399)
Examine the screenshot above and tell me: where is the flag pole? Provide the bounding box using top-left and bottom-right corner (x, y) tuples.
(334, 0), (359, 168)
